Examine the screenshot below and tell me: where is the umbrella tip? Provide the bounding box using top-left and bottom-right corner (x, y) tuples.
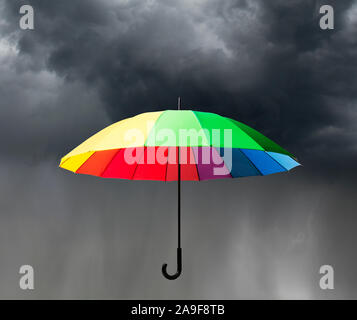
(178, 97), (181, 110)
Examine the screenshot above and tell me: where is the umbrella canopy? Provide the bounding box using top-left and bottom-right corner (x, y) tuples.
(60, 104), (300, 280)
(60, 110), (300, 180)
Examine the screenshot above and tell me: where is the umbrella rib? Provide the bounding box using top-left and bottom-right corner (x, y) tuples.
(190, 147), (201, 181)
(130, 147), (146, 180)
(59, 156), (71, 168)
(74, 151), (96, 173)
(190, 111), (211, 147)
(144, 111), (167, 147)
(216, 147), (234, 179)
(264, 151), (288, 172)
(239, 149), (264, 176)
(164, 146), (170, 181)
(131, 111), (167, 180)
(100, 148), (122, 177)
(225, 117), (266, 151)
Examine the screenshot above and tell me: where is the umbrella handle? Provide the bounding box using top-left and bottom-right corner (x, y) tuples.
(162, 248), (182, 280)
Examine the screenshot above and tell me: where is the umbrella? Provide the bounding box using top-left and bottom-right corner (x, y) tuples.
(59, 98), (300, 280)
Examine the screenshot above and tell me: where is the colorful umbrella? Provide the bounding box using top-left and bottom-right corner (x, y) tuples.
(59, 99), (300, 279)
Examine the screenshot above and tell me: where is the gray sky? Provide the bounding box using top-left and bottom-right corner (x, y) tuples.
(0, 0), (357, 299)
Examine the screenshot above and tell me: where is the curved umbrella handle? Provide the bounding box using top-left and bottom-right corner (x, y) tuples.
(162, 248), (182, 280)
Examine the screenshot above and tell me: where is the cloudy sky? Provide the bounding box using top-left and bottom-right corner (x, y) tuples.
(0, 0), (357, 299)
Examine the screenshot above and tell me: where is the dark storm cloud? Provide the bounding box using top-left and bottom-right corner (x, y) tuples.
(0, 59), (109, 161)
(2, 0), (357, 167)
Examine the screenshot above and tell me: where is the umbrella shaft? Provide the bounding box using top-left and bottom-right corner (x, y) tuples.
(178, 146), (181, 249)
